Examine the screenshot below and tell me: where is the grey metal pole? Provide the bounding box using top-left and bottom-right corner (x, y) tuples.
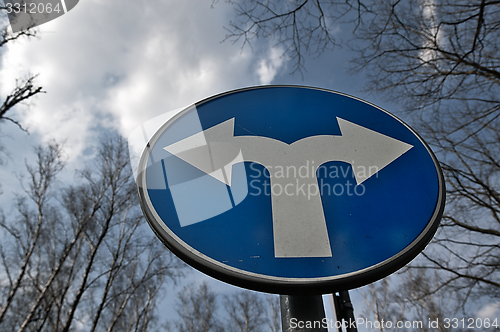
(280, 295), (328, 332)
(332, 291), (358, 332)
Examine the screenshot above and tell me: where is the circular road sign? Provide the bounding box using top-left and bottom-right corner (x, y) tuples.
(136, 86), (445, 294)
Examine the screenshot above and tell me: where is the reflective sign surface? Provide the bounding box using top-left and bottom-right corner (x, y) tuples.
(137, 86), (445, 294)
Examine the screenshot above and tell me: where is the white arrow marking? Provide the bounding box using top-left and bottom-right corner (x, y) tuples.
(164, 117), (413, 258)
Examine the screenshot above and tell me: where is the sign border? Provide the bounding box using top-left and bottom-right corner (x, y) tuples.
(137, 85), (445, 294)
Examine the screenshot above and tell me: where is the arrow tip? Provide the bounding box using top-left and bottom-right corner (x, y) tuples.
(336, 117), (413, 185)
(163, 118), (237, 186)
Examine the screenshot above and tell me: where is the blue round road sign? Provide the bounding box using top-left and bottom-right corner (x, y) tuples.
(137, 86), (445, 294)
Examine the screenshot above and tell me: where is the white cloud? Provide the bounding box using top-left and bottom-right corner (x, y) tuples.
(0, 0), (265, 162)
(476, 302), (500, 319)
(257, 47), (285, 85)
(419, 0), (445, 63)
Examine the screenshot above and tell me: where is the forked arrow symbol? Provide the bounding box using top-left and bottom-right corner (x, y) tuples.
(164, 118), (413, 258)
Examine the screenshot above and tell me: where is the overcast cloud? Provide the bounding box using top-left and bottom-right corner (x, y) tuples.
(0, 0), (292, 164)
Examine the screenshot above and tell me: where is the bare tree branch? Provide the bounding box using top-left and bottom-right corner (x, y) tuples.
(220, 0), (368, 74)
(0, 136), (183, 331)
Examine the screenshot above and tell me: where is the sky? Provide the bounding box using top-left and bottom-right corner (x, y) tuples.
(0, 0), (369, 164)
(0, 0), (498, 330)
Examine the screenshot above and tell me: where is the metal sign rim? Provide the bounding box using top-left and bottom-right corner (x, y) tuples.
(137, 85), (445, 294)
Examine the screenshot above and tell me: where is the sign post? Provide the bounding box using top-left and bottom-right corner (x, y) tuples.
(280, 295), (328, 332)
(135, 86), (444, 329)
(333, 291), (358, 332)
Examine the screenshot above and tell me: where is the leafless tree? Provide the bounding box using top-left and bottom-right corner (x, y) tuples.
(0, 75), (43, 132)
(360, 278), (407, 332)
(0, 15), (44, 163)
(175, 282), (225, 332)
(223, 290), (267, 332)
(0, 136), (183, 331)
(351, 0), (500, 306)
(0, 15), (43, 127)
(217, 0), (369, 74)
(174, 282), (282, 332)
(359, 271), (490, 332)
(265, 295), (281, 332)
